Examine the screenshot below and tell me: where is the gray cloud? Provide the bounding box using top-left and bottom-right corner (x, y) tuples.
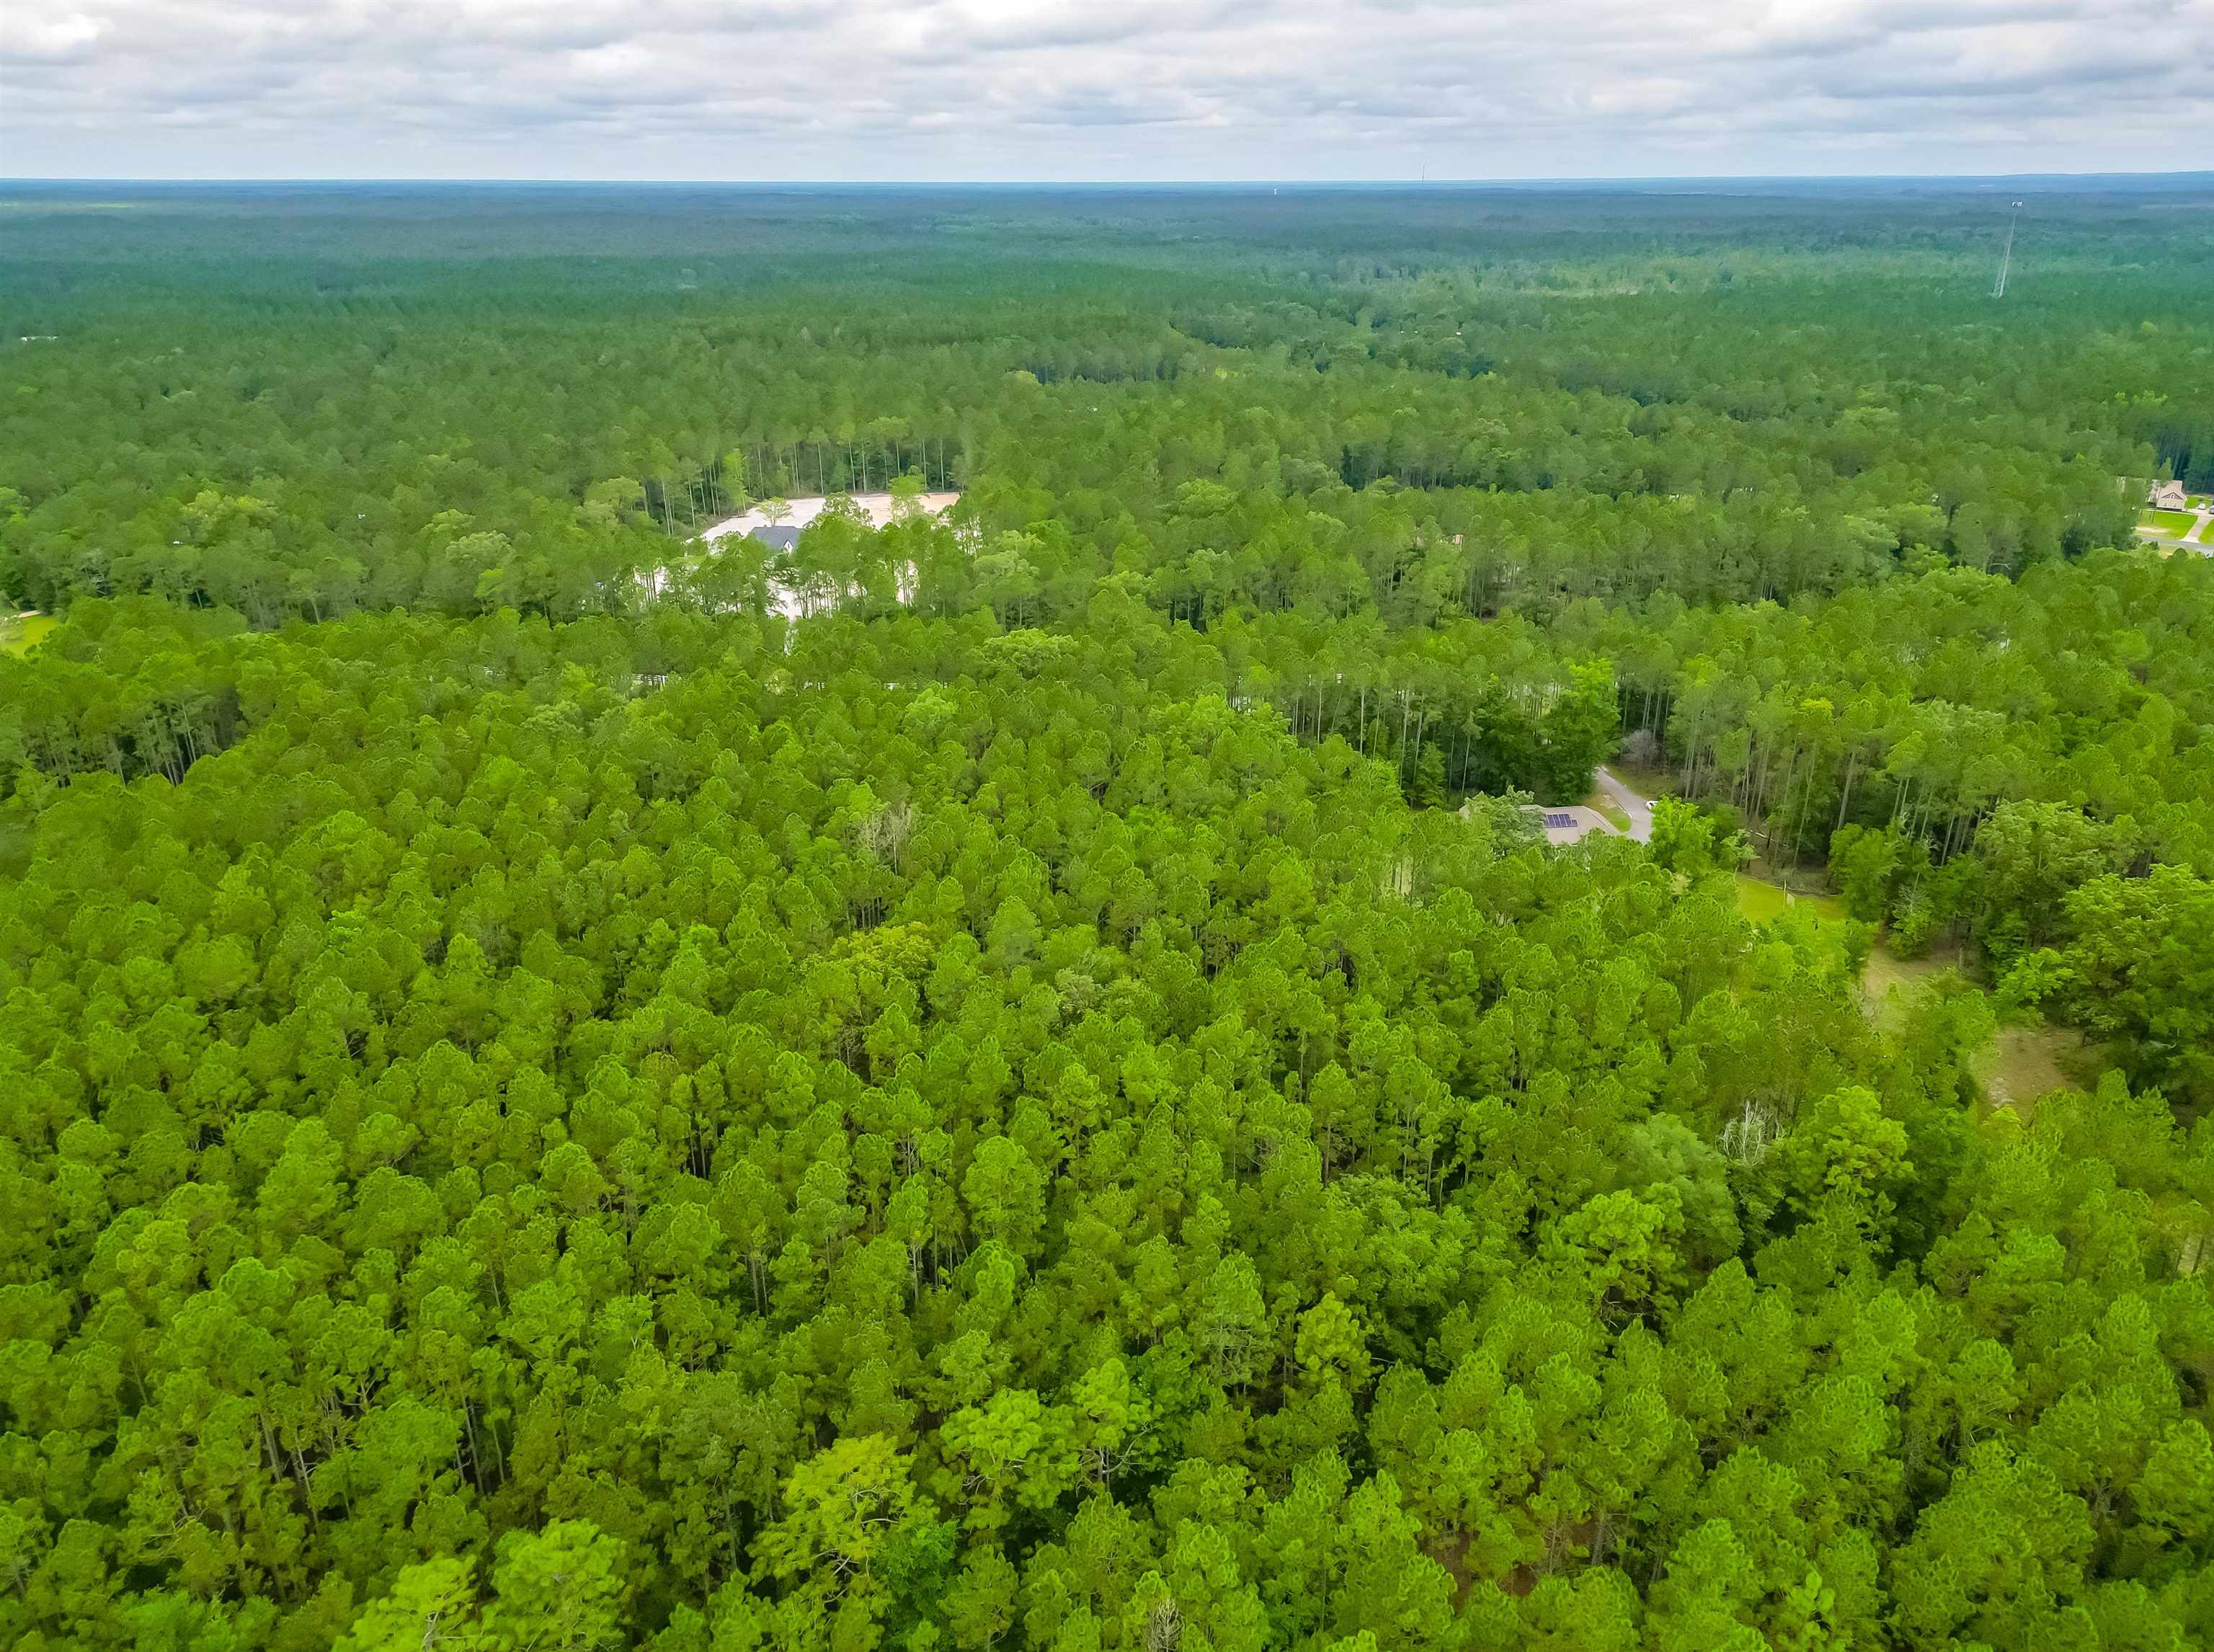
(2, 0), (2208, 177)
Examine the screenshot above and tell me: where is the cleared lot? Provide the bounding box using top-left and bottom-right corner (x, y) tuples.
(701, 491), (960, 543)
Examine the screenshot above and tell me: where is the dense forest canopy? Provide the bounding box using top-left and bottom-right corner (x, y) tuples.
(1, 179), (2212, 1652)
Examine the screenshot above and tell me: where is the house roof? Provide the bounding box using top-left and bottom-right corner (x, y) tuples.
(747, 524), (801, 551)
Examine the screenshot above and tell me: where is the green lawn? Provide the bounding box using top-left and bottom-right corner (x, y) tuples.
(1607, 760), (1676, 802)
(0, 613), (55, 657)
(1584, 791), (1632, 831)
(2138, 509), (2198, 537)
(1859, 943), (1957, 1009)
(1735, 874), (1844, 926)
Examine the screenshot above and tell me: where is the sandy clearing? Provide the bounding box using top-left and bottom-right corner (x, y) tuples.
(648, 492), (965, 627)
(701, 492), (961, 543)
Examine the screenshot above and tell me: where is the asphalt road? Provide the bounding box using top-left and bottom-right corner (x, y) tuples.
(1594, 765), (1655, 843)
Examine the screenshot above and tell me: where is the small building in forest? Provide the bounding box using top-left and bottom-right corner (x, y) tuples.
(2148, 480), (2188, 510)
(1517, 804), (1620, 846)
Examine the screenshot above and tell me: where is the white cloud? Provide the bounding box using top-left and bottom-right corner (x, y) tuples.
(1, 0), (2208, 177)
(6, 10), (109, 61)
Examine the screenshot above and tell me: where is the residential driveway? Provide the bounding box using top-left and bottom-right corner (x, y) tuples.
(1594, 766), (1655, 843)
(2135, 502), (2213, 555)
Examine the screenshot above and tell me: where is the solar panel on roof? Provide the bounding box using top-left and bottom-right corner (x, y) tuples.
(1543, 812), (1576, 829)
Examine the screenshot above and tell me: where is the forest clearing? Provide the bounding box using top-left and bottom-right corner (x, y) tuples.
(701, 490), (963, 543)
(0, 610), (54, 654)
(1735, 881), (2086, 1121)
(1733, 874), (1845, 927)
(634, 492), (967, 618)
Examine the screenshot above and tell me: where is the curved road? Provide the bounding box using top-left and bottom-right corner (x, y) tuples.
(1594, 766), (1655, 843)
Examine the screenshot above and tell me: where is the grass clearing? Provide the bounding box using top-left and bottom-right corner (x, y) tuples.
(1735, 874), (1844, 926)
(1859, 943), (1960, 1011)
(1719, 858), (2087, 1121)
(1850, 938), (2093, 1119)
(2139, 509), (2199, 537)
(1584, 791), (1632, 832)
(1, 613), (55, 656)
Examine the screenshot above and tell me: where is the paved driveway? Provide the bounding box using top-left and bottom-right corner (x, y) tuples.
(2136, 502), (2213, 555)
(1594, 766), (1655, 843)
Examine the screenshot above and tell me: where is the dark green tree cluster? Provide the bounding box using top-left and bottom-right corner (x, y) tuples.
(5, 603), (2209, 1652)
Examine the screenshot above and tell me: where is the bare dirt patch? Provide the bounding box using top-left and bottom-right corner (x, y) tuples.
(1976, 1023), (2093, 1119)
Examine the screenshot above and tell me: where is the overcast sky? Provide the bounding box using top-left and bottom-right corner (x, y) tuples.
(4, 0), (2210, 181)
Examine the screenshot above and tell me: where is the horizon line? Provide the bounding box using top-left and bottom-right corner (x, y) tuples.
(5, 169), (2211, 188)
